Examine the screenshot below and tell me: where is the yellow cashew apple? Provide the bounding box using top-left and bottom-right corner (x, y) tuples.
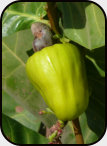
(26, 43), (89, 121)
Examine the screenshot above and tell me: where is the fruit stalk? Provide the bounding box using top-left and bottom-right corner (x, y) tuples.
(72, 118), (84, 144)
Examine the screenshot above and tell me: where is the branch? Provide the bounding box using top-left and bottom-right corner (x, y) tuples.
(46, 2), (61, 35)
(72, 117), (84, 144)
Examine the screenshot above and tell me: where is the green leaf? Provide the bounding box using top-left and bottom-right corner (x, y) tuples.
(57, 2), (105, 50)
(2, 90), (41, 132)
(85, 55), (105, 77)
(85, 46), (105, 71)
(85, 53), (105, 138)
(61, 121), (76, 144)
(2, 2), (48, 37)
(2, 114), (48, 144)
(79, 113), (98, 144)
(61, 114), (98, 144)
(2, 29), (57, 128)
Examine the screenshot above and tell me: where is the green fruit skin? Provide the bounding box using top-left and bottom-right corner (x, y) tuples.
(26, 43), (89, 121)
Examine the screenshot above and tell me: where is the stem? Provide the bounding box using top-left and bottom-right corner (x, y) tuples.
(72, 117), (84, 144)
(46, 2), (61, 35)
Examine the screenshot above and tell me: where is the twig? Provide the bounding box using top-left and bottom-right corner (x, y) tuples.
(72, 117), (84, 144)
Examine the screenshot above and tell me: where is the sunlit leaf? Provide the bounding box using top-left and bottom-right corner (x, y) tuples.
(58, 2), (105, 50)
(2, 90), (41, 132)
(2, 2), (48, 37)
(2, 29), (57, 129)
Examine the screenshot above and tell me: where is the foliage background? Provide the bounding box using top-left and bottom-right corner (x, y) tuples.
(2, 2), (105, 144)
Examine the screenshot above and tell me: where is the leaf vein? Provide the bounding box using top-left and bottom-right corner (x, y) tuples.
(3, 42), (25, 66)
(6, 10), (49, 25)
(4, 65), (22, 79)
